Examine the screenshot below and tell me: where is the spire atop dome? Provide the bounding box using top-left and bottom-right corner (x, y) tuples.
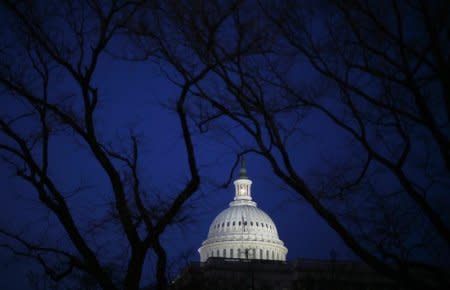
(239, 156), (248, 179)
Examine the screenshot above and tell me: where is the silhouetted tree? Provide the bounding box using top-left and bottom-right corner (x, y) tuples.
(0, 1), (201, 290)
(127, 0), (449, 289)
(2, 1), (449, 289)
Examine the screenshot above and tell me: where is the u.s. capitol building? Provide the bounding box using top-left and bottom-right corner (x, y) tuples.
(171, 160), (396, 290)
(198, 159), (288, 262)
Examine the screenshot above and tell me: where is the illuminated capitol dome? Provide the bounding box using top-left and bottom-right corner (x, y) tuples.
(199, 159), (288, 262)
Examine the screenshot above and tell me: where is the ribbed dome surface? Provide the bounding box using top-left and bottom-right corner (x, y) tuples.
(206, 204), (281, 244)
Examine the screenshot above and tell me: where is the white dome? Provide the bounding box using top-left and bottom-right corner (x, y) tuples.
(198, 161), (288, 262)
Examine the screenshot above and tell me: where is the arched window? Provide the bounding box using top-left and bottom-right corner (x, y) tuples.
(260, 249), (263, 259)
(230, 249), (234, 258)
(266, 250), (269, 259)
(252, 248), (256, 258)
(232, 221), (235, 226)
(223, 249), (226, 257)
(272, 251), (274, 260)
(217, 249), (220, 257)
(238, 248), (241, 258)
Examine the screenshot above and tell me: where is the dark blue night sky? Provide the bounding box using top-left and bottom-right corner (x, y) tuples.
(0, 54), (351, 289)
(1, 1), (448, 289)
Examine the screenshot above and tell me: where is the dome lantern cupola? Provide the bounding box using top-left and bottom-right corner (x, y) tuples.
(233, 157), (253, 203)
